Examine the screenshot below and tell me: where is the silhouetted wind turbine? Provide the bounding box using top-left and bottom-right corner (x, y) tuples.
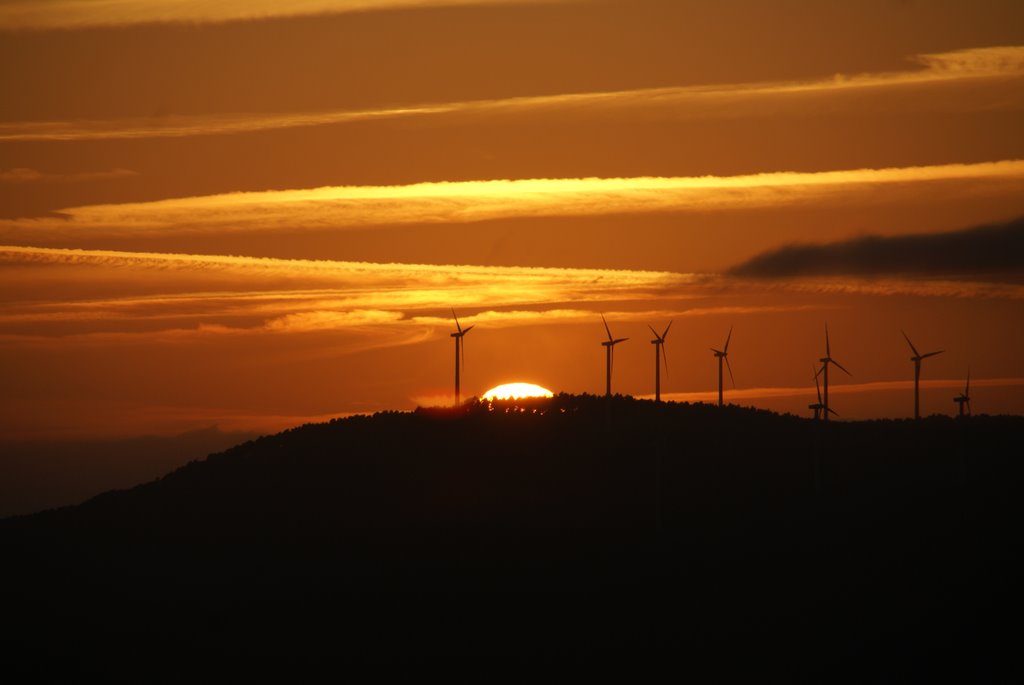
(649, 321), (672, 402)
(808, 363), (836, 420)
(954, 368), (971, 418)
(601, 315), (628, 398)
(819, 325), (851, 422)
(902, 330), (943, 420)
(710, 326), (734, 407)
(450, 309), (474, 405)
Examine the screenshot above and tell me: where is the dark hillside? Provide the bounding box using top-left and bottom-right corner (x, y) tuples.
(3, 395), (1021, 677)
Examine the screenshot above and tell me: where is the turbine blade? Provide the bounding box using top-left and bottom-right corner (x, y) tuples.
(461, 337), (466, 373)
(662, 343), (670, 378)
(724, 326), (733, 353)
(921, 349), (943, 359)
(613, 337), (629, 345)
(648, 324), (659, 339)
(828, 407), (840, 417)
(725, 355), (736, 388)
(610, 344), (614, 380)
(813, 365), (822, 404)
(462, 324), (475, 335)
(965, 368), (970, 395)
(662, 320), (673, 339)
(601, 314), (613, 342)
(710, 348), (722, 355)
(832, 359), (852, 376)
(825, 324), (830, 357)
(452, 308), (462, 334)
(901, 330), (919, 357)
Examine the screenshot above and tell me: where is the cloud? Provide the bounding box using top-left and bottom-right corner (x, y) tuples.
(3, 161), (1023, 240)
(0, 245), (706, 343)
(0, 0), (553, 31)
(0, 245), (839, 350)
(2, 46), (1021, 142)
(0, 244), (692, 291)
(656, 377), (1024, 404)
(729, 216), (1024, 279)
(747, 278), (1024, 300)
(0, 167), (137, 183)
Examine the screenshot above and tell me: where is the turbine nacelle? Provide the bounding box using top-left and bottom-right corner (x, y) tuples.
(451, 309), (474, 338)
(648, 322), (672, 345)
(954, 369), (971, 415)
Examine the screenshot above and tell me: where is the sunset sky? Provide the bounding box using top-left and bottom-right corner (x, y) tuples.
(2, 0), (1023, 440)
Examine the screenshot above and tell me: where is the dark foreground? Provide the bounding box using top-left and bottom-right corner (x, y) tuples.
(3, 395), (1021, 678)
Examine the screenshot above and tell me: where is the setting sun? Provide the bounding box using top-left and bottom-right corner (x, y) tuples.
(481, 383), (554, 401)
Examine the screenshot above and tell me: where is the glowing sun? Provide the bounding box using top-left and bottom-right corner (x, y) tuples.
(481, 382), (554, 400)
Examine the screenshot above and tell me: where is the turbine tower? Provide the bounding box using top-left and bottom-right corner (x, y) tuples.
(808, 364), (835, 420)
(601, 315), (628, 398)
(953, 368), (971, 418)
(819, 325), (851, 422)
(902, 330), (943, 420)
(649, 321), (672, 402)
(710, 326), (734, 407)
(450, 309), (474, 406)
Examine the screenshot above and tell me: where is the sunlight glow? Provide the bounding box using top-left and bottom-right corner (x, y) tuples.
(482, 382), (554, 400)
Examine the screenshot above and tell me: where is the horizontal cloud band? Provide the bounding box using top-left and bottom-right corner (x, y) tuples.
(1, 46), (1021, 142)
(3, 160), (1023, 239)
(0, 0), (543, 31)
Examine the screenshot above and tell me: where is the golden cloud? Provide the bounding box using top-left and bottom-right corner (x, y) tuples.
(2, 46), (1021, 142)
(0, 0), (551, 31)
(3, 161), (1023, 240)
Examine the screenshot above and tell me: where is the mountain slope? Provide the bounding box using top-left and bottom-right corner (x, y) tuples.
(3, 395), (1021, 675)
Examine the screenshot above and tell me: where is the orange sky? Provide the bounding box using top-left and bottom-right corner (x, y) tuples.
(2, 0), (1023, 439)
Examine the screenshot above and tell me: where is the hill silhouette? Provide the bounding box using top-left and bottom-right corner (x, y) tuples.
(3, 394), (1021, 677)
(0, 426), (259, 517)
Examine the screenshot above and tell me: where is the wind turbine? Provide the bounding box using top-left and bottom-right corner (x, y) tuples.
(710, 326), (734, 407)
(819, 325), (851, 422)
(649, 321), (672, 402)
(902, 330), (943, 420)
(601, 315), (628, 398)
(953, 368), (971, 418)
(450, 309), (474, 405)
(808, 363), (835, 420)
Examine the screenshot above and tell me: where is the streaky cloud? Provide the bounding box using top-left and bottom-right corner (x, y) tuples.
(658, 377), (1024, 404)
(0, 244), (693, 289)
(3, 161), (1023, 239)
(0, 0), (555, 31)
(729, 216), (1024, 279)
(1, 46), (1021, 142)
(0, 245), (704, 342)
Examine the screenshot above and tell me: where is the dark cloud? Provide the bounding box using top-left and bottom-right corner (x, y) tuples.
(729, 216), (1024, 279)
